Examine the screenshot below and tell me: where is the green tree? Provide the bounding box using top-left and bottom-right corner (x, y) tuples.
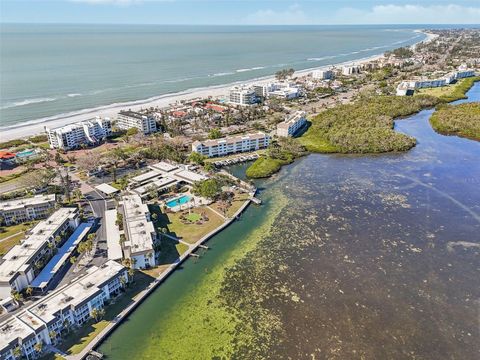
(12, 346), (22, 359)
(192, 179), (222, 200)
(25, 287), (33, 298)
(33, 342), (43, 354)
(90, 308), (105, 322)
(208, 128), (222, 139)
(188, 152), (207, 165)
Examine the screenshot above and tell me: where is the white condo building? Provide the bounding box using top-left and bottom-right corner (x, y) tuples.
(277, 111), (307, 137)
(45, 117), (112, 150)
(117, 111), (157, 134)
(0, 208), (80, 300)
(120, 195), (157, 269)
(312, 69), (334, 80)
(191, 132), (271, 158)
(228, 86), (257, 106)
(0, 195), (56, 226)
(253, 82), (301, 100)
(0, 260), (127, 360)
(396, 69), (475, 96)
(342, 65), (361, 76)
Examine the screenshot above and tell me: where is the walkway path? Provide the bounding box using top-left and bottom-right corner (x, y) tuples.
(0, 231), (24, 243)
(207, 205), (227, 220)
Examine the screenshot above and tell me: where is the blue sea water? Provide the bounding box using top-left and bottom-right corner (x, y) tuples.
(0, 24), (426, 128)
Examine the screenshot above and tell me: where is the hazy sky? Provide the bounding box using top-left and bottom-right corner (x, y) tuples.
(1, 0), (480, 25)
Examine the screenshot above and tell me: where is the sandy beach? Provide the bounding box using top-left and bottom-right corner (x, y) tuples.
(0, 31), (434, 142)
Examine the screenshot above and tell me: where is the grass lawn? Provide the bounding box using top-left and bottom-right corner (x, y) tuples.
(150, 205), (224, 244)
(185, 212), (201, 222)
(210, 192), (250, 218)
(0, 222), (33, 241)
(58, 271), (155, 355)
(415, 77), (480, 102)
(0, 222), (36, 255)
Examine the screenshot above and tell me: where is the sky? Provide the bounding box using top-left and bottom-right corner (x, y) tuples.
(1, 0), (480, 25)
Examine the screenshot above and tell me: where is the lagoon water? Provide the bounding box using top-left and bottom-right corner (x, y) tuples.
(98, 84), (480, 359)
(0, 24), (425, 128)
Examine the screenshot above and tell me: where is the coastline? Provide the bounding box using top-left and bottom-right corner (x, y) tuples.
(0, 31), (432, 142)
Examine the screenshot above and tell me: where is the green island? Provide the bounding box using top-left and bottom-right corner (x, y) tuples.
(247, 77), (480, 179)
(430, 102), (480, 141)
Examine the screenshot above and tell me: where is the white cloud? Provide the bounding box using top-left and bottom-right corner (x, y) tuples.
(243, 3), (310, 25)
(331, 4), (480, 24)
(69, 0), (144, 5)
(243, 3), (480, 25)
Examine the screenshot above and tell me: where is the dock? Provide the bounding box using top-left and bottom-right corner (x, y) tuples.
(250, 197), (262, 205)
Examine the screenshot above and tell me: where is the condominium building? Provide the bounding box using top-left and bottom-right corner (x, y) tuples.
(455, 69), (475, 78)
(228, 86), (257, 106)
(0, 260), (127, 360)
(253, 82), (301, 100)
(342, 65), (361, 76)
(120, 195), (157, 269)
(116, 111), (157, 134)
(277, 111), (307, 137)
(45, 117), (112, 150)
(0, 195), (57, 226)
(0, 208), (80, 300)
(191, 132), (271, 158)
(312, 69), (334, 80)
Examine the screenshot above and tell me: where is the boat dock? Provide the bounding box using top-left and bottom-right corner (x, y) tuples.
(212, 153), (259, 168)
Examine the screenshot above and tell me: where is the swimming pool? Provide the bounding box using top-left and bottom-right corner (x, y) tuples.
(16, 149), (36, 158)
(165, 195), (191, 208)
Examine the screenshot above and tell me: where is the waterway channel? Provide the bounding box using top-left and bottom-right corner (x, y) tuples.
(98, 83), (480, 359)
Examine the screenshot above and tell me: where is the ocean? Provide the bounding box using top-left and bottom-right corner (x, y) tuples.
(0, 24), (425, 129)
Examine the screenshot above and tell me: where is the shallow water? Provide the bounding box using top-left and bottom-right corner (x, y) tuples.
(99, 84), (480, 359)
(1, 24), (425, 127)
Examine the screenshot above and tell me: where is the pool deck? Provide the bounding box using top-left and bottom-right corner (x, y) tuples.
(66, 190), (256, 360)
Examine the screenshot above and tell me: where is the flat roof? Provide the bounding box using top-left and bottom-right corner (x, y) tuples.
(150, 161), (179, 173)
(175, 170), (207, 184)
(194, 132), (269, 147)
(0, 208), (78, 284)
(130, 170), (162, 184)
(122, 195), (155, 254)
(0, 194), (56, 212)
(95, 183), (120, 196)
(27, 260), (125, 325)
(132, 176), (177, 196)
(31, 222), (93, 289)
(105, 210), (123, 261)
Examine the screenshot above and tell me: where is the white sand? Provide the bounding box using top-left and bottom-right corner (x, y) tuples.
(1, 31), (432, 142)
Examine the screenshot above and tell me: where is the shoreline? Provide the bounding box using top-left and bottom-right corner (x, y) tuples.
(0, 31), (432, 142)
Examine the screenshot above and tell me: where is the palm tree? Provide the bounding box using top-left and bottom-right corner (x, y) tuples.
(90, 308), (105, 323)
(127, 267), (135, 282)
(25, 287), (33, 298)
(33, 342), (43, 354)
(10, 290), (23, 305)
(48, 330), (57, 344)
(12, 346), (22, 359)
(119, 276), (127, 289)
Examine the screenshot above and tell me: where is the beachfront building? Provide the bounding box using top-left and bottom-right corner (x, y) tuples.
(228, 86), (257, 106)
(0, 195), (57, 226)
(45, 117), (112, 150)
(0, 260), (127, 360)
(312, 69), (334, 80)
(120, 195), (157, 269)
(0, 208), (80, 300)
(191, 132), (271, 158)
(342, 65), (361, 76)
(253, 82), (301, 100)
(277, 111), (307, 137)
(116, 111), (157, 135)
